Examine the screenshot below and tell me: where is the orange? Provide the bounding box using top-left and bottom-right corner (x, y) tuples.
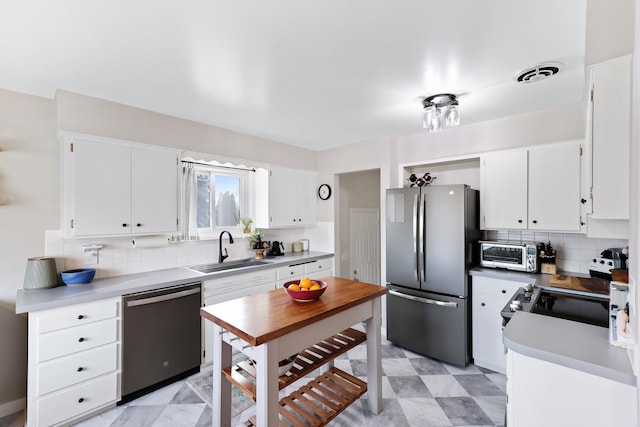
(288, 284), (300, 291)
(301, 287), (309, 291)
(300, 277), (312, 289)
(310, 284), (321, 291)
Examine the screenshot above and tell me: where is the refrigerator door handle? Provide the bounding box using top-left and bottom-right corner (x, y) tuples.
(389, 289), (458, 308)
(413, 193), (419, 282)
(419, 192), (426, 283)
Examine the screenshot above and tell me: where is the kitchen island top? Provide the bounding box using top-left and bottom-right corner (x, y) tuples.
(16, 251), (333, 314)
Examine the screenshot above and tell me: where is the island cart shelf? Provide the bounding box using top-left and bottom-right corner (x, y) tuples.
(223, 328), (366, 427)
(223, 328), (366, 396)
(243, 367), (367, 427)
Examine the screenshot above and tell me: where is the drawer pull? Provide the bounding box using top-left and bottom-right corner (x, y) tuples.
(77, 315), (84, 320)
(77, 367), (84, 372)
(78, 397), (85, 403)
(78, 337), (85, 343)
(481, 302), (486, 307)
(501, 290), (506, 294)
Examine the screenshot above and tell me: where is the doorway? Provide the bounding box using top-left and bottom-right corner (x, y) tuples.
(335, 169), (381, 284)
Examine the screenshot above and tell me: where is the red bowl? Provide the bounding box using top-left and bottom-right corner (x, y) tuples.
(284, 280), (328, 301)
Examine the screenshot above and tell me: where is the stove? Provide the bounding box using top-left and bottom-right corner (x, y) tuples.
(501, 283), (610, 328)
(500, 284), (540, 326)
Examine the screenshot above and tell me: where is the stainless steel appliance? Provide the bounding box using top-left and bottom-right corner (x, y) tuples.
(589, 247), (628, 280)
(386, 184), (479, 366)
(501, 286), (609, 328)
(479, 241), (541, 272)
(122, 282), (202, 402)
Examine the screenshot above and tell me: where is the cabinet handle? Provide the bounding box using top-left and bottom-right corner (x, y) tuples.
(77, 367), (84, 372)
(122, 223), (128, 227)
(502, 289), (506, 294)
(581, 198), (587, 204)
(517, 219), (523, 223)
(78, 337), (85, 343)
(136, 223), (142, 227)
(78, 398), (85, 403)
(480, 302), (486, 307)
(532, 220), (538, 224)
(77, 315), (84, 320)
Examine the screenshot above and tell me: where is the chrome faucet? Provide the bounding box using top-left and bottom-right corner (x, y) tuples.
(218, 231), (234, 263)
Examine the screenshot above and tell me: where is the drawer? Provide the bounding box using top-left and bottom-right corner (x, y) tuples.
(303, 259), (333, 274)
(36, 298), (120, 334)
(205, 282), (276, 306)
(38, 318), (118, 362)
(277, 265), (305, 280)
(37, 373), (118, 427)
(38, 343), (118, 396)
(203, 270), (277, 299)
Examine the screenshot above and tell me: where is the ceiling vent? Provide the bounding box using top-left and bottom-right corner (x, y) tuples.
(514, 62), (563, 83)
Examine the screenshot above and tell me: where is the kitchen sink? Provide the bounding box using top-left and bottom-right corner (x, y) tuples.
(185, 258), (272, 274)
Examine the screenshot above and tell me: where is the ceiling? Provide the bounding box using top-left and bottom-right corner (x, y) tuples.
(0, 1), (587, 151)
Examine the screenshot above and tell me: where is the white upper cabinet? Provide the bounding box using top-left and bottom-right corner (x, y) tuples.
(527, 142), (582, 231)
(253, 166), (318, 228)
(586, 55), (631, 220)
(480, 140), (583, 232)
(480, 149), (528, 230)
(60, 132), (180, 238)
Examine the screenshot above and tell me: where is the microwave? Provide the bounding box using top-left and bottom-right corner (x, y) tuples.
(479, 241), (541, 272)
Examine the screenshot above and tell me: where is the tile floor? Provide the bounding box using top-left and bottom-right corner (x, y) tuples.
(1, 335), (505, 427)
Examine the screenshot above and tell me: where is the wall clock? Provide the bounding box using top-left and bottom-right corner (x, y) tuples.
(318, 184), (332, 200)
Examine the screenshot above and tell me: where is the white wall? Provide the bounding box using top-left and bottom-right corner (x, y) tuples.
(0, 89), (57, 411)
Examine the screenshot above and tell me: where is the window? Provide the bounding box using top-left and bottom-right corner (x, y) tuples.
(195, 167), (249, 237)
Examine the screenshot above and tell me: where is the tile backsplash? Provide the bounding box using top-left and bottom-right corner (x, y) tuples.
(484, 230), (629, 274)
(45, 223), (335, 280)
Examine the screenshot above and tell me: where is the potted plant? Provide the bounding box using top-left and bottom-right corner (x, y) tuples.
(237, 217), (253, 234)
(246, 229), (264, 249)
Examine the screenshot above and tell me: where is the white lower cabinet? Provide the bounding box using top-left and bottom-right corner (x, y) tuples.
(506, 350), (635, 427)
(27, 297), (121, 427)
(276, 258), (334, 287)
(202, 269), (278, 365)
(471, 276), (523, 374)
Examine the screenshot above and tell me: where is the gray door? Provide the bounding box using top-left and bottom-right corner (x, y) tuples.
(386, 188), (420, 289)
(424, 185), (467, 296)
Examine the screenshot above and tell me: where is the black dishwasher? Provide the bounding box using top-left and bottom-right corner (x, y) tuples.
(121, 282), (201, 402)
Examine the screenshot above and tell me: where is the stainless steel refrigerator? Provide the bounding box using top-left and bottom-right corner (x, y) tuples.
(386, 184), (479, 366)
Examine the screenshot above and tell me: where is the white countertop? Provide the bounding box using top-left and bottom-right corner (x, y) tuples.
(469, 266), (609, 299)
(503, 311), (636, 386)
(16, 251), (334, 314)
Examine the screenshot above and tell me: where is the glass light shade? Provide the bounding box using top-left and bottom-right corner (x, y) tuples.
(422, 105), (436, 128)
(445, 104), (460, 127)
(429, 115), (441, 133)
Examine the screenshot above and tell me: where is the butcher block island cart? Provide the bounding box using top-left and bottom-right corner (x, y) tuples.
(200, 277), (387, 427)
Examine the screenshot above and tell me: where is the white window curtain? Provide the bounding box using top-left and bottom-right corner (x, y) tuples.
(179, 162), (199, 240)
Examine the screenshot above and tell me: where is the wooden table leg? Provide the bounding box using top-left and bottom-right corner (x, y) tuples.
(212, 325), (232, 427)
(365, 297), (383, 414)
(254, 342), (281, 426)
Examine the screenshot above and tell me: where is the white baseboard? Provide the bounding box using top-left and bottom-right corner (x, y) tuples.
(0, 397), (25, 418)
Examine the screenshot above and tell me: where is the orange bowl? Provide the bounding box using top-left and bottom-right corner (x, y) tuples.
(284, 280), (328, 301)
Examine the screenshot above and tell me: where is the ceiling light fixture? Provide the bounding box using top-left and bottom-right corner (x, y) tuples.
(422, 93), (459, 133)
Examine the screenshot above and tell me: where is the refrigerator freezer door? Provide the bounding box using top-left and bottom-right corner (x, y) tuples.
(387, 286), (469, 366)
(386, 188), (421, 290)
(424, 185), (475, 296)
